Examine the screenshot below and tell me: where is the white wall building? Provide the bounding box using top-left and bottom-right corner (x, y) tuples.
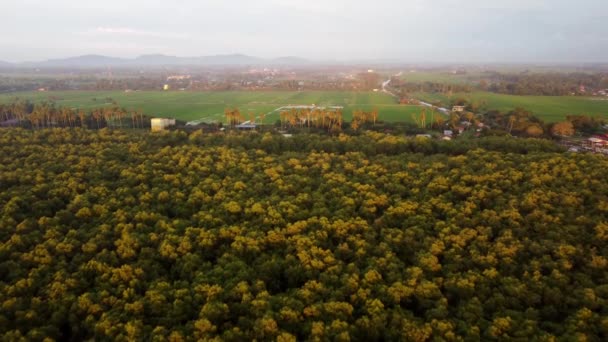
(151, 118), (176, 132)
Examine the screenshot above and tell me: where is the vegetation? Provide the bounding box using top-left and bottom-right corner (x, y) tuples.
(397, 71), (481, 85)
(481, 108), (545, 137)
(2, 129), (608, 340)
(0, 91), (423, 124)
(551, 121), (575, 137)
(484, 72), (608, 96)
(413, 92), (608, 122)
(566, 115), (608, 135)
(278, 107), (344, 133)
(395, 71), (608, 96)
(0, 99), (148, 129)
(3, 98), (605, 143)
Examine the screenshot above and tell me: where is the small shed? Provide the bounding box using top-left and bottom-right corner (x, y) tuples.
(236, 123), (256, 130)
(151, 118), (176, 132)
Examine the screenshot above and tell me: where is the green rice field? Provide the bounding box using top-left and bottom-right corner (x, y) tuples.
(0, 91), (424, 124)
(414, 92), (608, 122)
(4, 90), (603, 124)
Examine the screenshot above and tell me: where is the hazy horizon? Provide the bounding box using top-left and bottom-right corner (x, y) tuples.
(2, 0), (607, 64)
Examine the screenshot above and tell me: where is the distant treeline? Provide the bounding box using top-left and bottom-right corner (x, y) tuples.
(1, 72), (378, 93)
(390, 78), (474, 94)
(483, 72), (608, 96)
(4, 70), (608, 95)
(388, 72), (608, 97)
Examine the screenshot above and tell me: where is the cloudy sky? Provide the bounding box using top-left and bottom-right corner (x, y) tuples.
(1, 0), (607, 63)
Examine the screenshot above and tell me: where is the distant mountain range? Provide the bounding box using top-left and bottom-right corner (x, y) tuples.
(0, 54), (315, 68)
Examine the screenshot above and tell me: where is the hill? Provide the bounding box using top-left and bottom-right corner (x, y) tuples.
(22, 54), (130, 68)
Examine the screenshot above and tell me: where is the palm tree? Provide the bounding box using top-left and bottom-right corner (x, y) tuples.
(371, 108), (379, 126)
(79, 110), (86, 128)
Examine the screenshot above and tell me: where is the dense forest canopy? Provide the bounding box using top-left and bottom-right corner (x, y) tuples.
(1, 129), (607, 341)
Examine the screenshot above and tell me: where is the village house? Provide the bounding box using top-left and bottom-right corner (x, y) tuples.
(151, 118), (176, 132)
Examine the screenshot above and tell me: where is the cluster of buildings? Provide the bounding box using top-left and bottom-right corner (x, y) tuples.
(577, 85), (608, 97)
(565, 135), (608, 155)
(593, 89), (608, 97)
(584, 135), (608, 154)
(167, 75), (191, 81)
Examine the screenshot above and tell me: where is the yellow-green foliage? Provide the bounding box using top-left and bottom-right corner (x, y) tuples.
(0, 129), (606, 340)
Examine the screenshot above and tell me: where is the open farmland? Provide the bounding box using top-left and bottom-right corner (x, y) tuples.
(0, 91), (424, 124)
(414, 91), (608, 122)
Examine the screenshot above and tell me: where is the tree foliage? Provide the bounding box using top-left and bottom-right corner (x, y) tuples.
(0, 99), (148, 129)
(551, 121), (575, 137)
(0, 129), (606, 341)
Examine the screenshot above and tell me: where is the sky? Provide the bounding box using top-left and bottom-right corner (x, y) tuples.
(1, 0), (607, 63)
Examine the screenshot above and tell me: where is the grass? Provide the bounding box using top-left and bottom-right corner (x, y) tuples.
(0, 90), (425, 124)
(413, 91), (608, 122)
(3, 90), (605, 124)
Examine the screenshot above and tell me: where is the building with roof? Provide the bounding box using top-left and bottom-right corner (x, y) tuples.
(586, 136), (608, 154)
(151, 118), (176, 132)
(236, 122), (256, 130)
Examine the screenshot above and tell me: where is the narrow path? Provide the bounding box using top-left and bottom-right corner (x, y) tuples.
(382, 72), (450, 116)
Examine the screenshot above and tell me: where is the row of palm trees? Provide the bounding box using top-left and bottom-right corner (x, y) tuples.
(224, 108), (266, 127)
(226, 107), (346, 132)
(351, 109), (379, 131)
(225, 107), (386, 132)
(0, 100), (147, 129)
(279, 108), (344, 132)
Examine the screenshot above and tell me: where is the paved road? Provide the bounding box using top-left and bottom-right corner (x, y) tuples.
(382, 72), (450, 116)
